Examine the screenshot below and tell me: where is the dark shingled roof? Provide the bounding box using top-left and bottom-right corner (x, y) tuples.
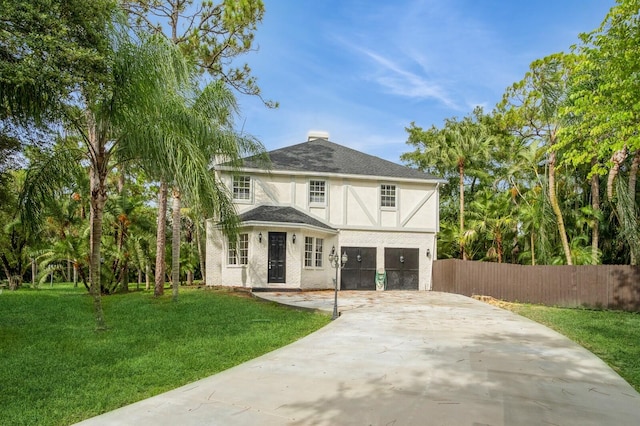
(239, 205), (335, 230)
(237, 138), (441, 181)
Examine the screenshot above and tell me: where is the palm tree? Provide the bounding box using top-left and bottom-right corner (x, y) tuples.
(467, 190), (517, 263)
(404, 117), (494, 260)
(499, 53), (575, 265)
(431, 123), (494, 259)
(20, 29), (255, 328)
(147, 80), (265, 301)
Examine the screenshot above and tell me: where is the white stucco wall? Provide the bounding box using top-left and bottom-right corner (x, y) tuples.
(337, 230), (436, 291)
(210, 169), (441, 290)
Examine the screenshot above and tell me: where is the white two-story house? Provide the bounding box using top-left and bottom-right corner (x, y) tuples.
(206, 133), (445, 291)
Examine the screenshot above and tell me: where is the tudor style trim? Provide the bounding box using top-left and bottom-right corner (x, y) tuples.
(207, 136), (443, 291)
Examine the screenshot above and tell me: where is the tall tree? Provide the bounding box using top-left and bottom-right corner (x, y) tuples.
(0, 171), (31, 289)
(467, 189), (516, 263)
(121, 0), (271, 104)
(121, 0), (270, 293)
(499, 53), (575, 265)
(0, 0), (115, 123)
(0, 0), (115, 290)
(21, 28), (253, 328)
(560, 0), (640, 264)
(403, 113), (494, 260)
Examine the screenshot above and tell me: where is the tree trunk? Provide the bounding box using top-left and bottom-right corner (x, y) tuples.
(548, 150), (572, 265)
(629, 150), (639, 266)
(116, 166), (128, 291)
(171, 188), (181, 302)
(591, 175), (600, 265)
(31, 258), (36, 286)
(8, 275), (21, 290)
(122, 263), (129, 292)
(530, 233), (536, 266)
(630, 150), (640, 198)
(607, 148), (628, 201)
(196, 221), (206, 284)
(145, 263), (151, 291)
(591, 165), (600, 265)
(88, 168), (108, 331)
(89, 192), (107, 330)
(2, 253), (23, 290)
(187, 270), (193, 286)
(458, 161), (466, 260)
(87, 110), (108, 330)
(154, 181), (168, 296)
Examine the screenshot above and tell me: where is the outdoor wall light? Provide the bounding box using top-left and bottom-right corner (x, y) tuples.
(356, 254), (362, 262)
(400, 255), (405, 263)
(258, 232), (262, 243)
(426, 249), (431, 258)
(292, 233), (296, 244)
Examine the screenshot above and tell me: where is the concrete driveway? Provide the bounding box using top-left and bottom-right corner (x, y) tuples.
(77, 291), (640, 425)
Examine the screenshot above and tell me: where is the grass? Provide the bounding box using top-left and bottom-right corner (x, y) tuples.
(0, 284), (331, 426)
(506, 303), (640, 392)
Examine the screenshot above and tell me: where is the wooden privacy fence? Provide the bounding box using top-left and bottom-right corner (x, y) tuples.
(432, 259), (640, 311)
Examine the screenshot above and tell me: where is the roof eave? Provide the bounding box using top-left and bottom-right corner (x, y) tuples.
(215, 166), (446, 185)
(218, 220), (337, 234)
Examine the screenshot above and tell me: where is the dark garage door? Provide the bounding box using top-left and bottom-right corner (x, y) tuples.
(341, 247), (376, 290)
(385, 248), (419, 290)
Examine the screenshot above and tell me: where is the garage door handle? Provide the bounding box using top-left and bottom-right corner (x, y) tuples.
(268, 261), (272, 270)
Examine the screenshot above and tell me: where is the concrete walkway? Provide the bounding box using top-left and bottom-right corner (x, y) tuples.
(77, 291), (640, 425)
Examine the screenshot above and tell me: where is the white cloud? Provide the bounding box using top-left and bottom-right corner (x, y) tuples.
(357, 48), (457, 108)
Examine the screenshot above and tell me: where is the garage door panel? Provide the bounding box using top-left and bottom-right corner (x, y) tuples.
(341, 247), (376, 290)
(385, 248), (419, 290)
(341, 269), (359, 290)
(359, 269), (376, 290)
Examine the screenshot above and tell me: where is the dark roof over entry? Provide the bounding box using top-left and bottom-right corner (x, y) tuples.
(239, 205), (335, 231)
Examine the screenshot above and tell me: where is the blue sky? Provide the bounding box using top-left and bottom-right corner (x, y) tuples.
(234, 0), (615, 164)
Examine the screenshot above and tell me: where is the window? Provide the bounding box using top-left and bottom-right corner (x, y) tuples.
(315, 238), (323, 267)
(232, 176), (251, 201)
(380, 184), (396, 208)
(309, 180), (326, 204)
(228, 233), (248, 265)
(304, 236), (324, 268)
(304, 237), (313, 267)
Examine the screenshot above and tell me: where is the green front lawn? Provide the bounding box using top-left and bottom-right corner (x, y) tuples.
(0, 284), (330, 425)
(508, 304), (640, 392)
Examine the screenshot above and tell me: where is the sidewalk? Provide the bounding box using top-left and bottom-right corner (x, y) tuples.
(76, 291), (640, 425)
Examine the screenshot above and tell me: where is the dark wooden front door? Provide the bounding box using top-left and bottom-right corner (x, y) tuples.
(385, 248), (419, 290)
(341, 247), (377, 290)
(268, 232), (286, 283)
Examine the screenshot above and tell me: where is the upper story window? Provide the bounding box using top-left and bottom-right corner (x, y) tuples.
(380, 184), (396, 208)
(309, 180), (326, 205)
(232, 176), (251, 202)
(228, 233), (248, 265)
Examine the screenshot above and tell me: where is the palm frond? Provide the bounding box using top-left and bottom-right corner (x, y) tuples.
(20, 144), (85, 232)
